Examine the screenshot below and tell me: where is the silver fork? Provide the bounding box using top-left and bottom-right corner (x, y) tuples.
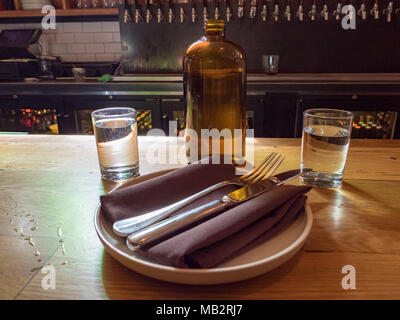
(113, 152), (285, 237)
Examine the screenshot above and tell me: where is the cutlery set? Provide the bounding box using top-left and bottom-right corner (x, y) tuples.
(110, 152), (309, 250)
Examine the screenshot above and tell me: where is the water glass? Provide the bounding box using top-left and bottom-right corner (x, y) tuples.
(72, 67), (86, 82)
(300, 108), (354, 188)
(262, 54), (280, 74)
(92, 108), (139, 181)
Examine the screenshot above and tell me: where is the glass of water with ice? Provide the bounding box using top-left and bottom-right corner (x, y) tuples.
(92, 108), (139, 181)
(301, 109), (354, 188)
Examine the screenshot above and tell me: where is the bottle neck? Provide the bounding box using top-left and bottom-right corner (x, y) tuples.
(204, 30), (225, 40)
(204, 20), (225, 40)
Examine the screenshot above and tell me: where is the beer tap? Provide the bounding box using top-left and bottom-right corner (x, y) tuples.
(296, 0), (304, 20)
(333, 1), (343, 20)
(145, 0), (152, 23)
(156, 0), (163, 23)
(203, 0), (208, 21)
(179, 5), (185, 22)
(383, 1), (393, 21)
(215, 0), (220, 19)
(191, 0), (197, 22)
(250, 0), (257, 19)
(226, 0), (232, 22)
(308, 0), (317, 20)
(272, 1), (279, 21)
(261, 0), (268, 21)
(284, 0), (291, 21)
(370, 0), (379, 19)
(348, 0), (356, 20)
(238, 0), (244, 18)
(123, 0), (132, 23)
(134, 0), (141, 23)
(321, 0), (329, 20)
(168, 0), (174, 23)
(357, 0), (367, 20)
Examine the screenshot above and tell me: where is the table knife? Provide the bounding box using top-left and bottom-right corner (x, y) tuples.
(126, 168), (307, 250)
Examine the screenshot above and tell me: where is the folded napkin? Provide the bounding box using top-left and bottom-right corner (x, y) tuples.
(100, 162), (311, 269)
(101, 161), (236, 224)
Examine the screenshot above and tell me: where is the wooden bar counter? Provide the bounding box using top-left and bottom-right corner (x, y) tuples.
(0, 135), (399, 299)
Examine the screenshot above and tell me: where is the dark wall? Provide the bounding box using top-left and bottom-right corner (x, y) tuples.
(120, 0), (400, 74)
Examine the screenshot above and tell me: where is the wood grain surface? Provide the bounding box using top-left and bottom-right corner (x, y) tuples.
(0, 135), (399, 299)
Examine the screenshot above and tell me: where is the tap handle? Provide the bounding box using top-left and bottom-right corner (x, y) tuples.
(145, 0), (152, 23)
(320, 4), (329, 20)
(285, 4), (291, 21)
(123, 8), (132, 23)
(156, 6), (163, 23)
(168, 0), (174, 23)
(238, 0), (244, 18)
(309, 3), (316, 20)
(297, 4), (304, 21)
(250, 0), (257, 19)
(272, 3), (279, 21)
(383, 2), (393, 22)
(191, 1), (197, 22)
(370, 2), (379, 20)
(203, 0), (208, 21)
(333, 2), (342, 20)
(179, 6), (185, 23)
(261, 2), (268, 21)
(226, 0), (232, 22)
(214, 0), (220, 19)
(357, 3), (367, 20)
(134, 0), (142, 23)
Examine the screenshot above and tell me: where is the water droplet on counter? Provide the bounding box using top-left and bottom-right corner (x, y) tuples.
(25, 214), (31, 217)
(60, 243), (66, 256)
(31, 226), (38, 231)
(57, 227), (62, 238)
(34, 250), (40, 256)
(30, 266), (42, 272)
(26, 237), (35, 246)
(37, 259), (42, 263)
(10, 218), (13, 225)
(13, 228), (18, 233)
(61, 261), (71, 265)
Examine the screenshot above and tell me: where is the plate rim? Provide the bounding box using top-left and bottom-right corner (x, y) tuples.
(94, 169), (313, 275)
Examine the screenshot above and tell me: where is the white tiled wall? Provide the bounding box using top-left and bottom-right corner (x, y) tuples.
(0, 21), (122, 63)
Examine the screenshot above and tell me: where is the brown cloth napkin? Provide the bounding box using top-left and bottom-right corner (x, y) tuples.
(100, 162), (311, 269)
(100, 161), (236, 224)
(141, 185), (310, 268)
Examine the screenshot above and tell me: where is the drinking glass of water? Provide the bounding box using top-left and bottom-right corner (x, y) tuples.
(301, 108), (354, 188)
(92, 108), (139, 181)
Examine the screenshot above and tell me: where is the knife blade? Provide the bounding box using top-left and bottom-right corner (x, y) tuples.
(126, 168), (309, 250)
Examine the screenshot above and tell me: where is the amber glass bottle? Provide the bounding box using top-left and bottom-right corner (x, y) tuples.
(183, 19), (247, 164)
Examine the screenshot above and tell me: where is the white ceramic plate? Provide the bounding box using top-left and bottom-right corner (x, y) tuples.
(94, 169), (313, 285)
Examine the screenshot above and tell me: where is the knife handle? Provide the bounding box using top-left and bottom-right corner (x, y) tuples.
(127, 197), (235, 249)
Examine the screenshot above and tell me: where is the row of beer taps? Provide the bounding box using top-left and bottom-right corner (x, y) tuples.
(122, 0), (400, 23)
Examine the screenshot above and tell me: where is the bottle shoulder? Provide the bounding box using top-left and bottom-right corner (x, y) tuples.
(184, 37), (246, 62)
